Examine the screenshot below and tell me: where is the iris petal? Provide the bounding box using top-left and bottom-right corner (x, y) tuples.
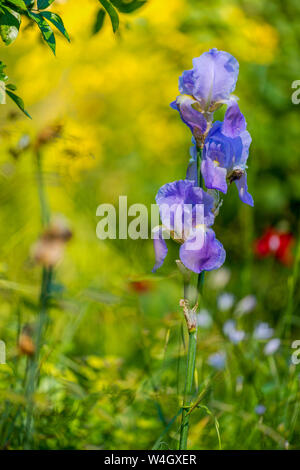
(173, 95), (207, 136)
(190, 49), (239, 108)
(201, 158), (228, 193)
(152, 227), (168, 272)
(235, 173), (254, 207)
(180, 227), (226, 274)
(201, 106), (252, 206)
(155, 180), (215, 233)
(222, 102), (246, 138)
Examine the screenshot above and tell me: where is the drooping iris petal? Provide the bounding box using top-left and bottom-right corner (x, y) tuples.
(235, 172), (254, 206)
(173, 95), (207, 138)
(179, 49), (239, 110)
(238, 129), (252, 167)
(152, 226), (168, 272)
(222, 102), (246, 138)
(201, 157), (228, 193)
(179, 227), (226, 274)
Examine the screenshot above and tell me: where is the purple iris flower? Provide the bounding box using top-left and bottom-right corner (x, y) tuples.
(152, 180), (226, 274)
(201, 102), (254, 206)
(171, 48), (239, 144)
(179, 48), (239, 110)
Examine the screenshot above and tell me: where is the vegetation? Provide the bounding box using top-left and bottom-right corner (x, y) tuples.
(0, 0), (299, 450)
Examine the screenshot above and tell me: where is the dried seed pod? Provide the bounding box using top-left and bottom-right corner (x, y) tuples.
(18, 325), (35, 357)
(35, 124), (63, 150)
(31, 216), (72, 267)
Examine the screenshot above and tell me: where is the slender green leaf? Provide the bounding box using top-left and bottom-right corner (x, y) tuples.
(152, 408), (183, 450)
(37, 0), (55, 10)
(5, 89), (31, 118)
(5, 0), (27, 11)
(40, 11), (70, 42)
(5, 83), (17, 90)
(111, 0), (146, 13)
(28, 11), (55, 54)
(198, 405), (222, 450)
(0, 6), (21, 45)
(92, 8), (106, 35)
(99, 0), (119, 33)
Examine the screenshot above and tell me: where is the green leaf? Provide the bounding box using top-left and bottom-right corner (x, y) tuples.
(5, 89), (31, 118)
(28, 11), (55, 54)
(5, 83), (17, 90)
(152, 408), (183, 450)
(98, 0), (119, 33)
(37, 0), (55, 10)
(197, 405), (222, 450)
(5, 0), (27, 11)
(40, 11), (70, 41)
(92, 8), (106, 35)
(111, 0), (146, 13)
(0, 6), (21, 45)
(0, 81), (6, 104)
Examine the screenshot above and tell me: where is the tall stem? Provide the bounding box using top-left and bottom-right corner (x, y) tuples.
(36, 149), (50, 227)
(280, 237), (300, 338)
(179, 326), (197, 449)
(24, 150), (52, 447)
(179, 147), (205, 450)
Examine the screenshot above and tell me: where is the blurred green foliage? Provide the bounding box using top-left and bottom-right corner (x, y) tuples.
(0, 0), (299, 450)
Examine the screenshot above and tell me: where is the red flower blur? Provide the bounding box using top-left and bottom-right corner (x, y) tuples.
(129, 280), (153, 294)
(255, 228), (295, 265)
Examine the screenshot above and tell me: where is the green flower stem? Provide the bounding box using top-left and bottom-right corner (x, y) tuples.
(179, 326), (197, 449)
(197, 145), (203, 188)
(179, 146), (205, 450)
(36, 149), (50, 227)
(24, 150), (52, 447)
(24, 267), (52, 442)
(280, 237), (300, 338)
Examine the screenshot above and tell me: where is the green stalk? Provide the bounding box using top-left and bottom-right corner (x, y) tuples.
(179, 147), (205, 450)
(179, 326), (197, 449)
(24, 150), (52, 447)
(280, 237), (300, 338)
(197, 146), (203, 188)
(36, 149), (50, 227)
